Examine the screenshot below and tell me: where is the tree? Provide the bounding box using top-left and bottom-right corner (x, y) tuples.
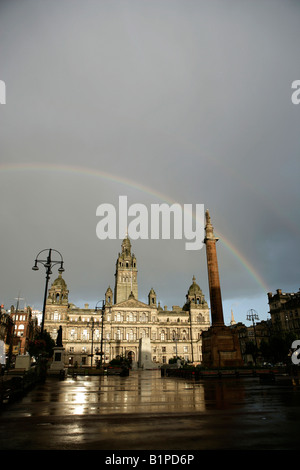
(265, 331), (297, 364)
(244, 341), (259, 364)
(109, 354), (130, 367)
(28, 330), (55, 359)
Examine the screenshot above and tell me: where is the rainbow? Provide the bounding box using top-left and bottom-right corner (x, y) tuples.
(0, 161), (270, 292)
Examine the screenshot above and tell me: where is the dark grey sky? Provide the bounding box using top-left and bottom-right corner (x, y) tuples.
(0, 0), (299, 325)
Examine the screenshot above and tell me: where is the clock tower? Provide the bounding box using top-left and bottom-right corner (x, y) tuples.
(114, 235), (138, 304)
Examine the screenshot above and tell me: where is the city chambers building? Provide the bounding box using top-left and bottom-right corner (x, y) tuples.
(44, 236), (210, 367)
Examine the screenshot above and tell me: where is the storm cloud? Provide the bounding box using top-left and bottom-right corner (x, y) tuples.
(0, 0), (299, 324)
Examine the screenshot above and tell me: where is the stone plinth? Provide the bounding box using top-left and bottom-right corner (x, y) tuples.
(15, 354), (31, 371)
(202, 326), (244, 368)
(138, 337), (158, 369)
(50, 346), (66, 373)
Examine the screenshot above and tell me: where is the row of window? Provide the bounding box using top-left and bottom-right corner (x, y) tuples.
(67, 332), (191, 341)
(69, 313), (154, 323)
(52, 313), (206, 323)
(66, 328), (192, 341)
(285, 311), (300, 318)
(68, 345), (190, 354)
(13, 315), (27, 321)
(15, 324), (26, 337)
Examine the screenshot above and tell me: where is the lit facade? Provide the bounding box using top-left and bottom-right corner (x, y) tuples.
(44, 237), (210, 367)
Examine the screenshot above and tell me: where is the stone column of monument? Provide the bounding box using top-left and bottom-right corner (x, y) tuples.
(204, 209), (225, 327)
(202, 209), (243, 368)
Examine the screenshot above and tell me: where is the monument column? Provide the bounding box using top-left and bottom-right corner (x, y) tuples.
(202, 209), (243, 368)
(204, 209), (224, 327)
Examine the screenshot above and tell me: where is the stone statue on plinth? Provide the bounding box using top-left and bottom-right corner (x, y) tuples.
(56, 326), (63, 347)
(50, 325), (65, 375)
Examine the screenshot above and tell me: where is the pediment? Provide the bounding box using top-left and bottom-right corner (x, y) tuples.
(114, 298), (151, 309)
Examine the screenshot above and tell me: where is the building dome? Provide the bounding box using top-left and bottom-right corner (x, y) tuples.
(52, 272), (67, 288)
(188, 276), (202, 295)
(47, 272), (69, 306)
(183, 275), (207, 309)
(121, 235), (131, 252)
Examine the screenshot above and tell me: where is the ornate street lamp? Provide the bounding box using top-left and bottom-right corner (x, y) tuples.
(246, 309), (259, 364)
(32, 248), (64, 335)
(95, 300), (107, 366)
(88, 318), (99, 368)
(173, 331), (178, 358)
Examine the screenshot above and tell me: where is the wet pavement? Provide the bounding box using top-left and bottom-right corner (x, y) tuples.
(0, 369), (300, 450)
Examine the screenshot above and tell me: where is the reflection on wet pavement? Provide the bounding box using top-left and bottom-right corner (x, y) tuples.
(1, 370), (300, 450)
(2, 370), (249, 417)
(3, 371), (204, 416)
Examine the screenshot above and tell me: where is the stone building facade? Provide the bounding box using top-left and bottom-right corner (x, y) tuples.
(230, 320), (271, 365)
(44, 236), (210, 367)
(10, 306), (39, 356)
(268, 288), (300, 335)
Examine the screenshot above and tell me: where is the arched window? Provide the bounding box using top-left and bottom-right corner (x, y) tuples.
(128, 329), (134, 340)
(69, 329), (76, 340)
(54, 311), (60, 321)
(82, 329), (88, 340)
(17, 324), (24, 337)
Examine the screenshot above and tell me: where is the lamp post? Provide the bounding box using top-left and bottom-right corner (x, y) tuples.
(95, 300), (107, 366)
(88, 318), (99, 368)
(246, 309), (259, 364)
(173, 331), (178, 358)
(32, 248), (64, 336)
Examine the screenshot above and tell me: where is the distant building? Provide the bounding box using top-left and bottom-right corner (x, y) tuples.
(0, 309), (14, 362)
(10, 305), (39, 356)
(44, 236), (211, 367)
(231, 320), (271, 364)
(268, 289), (300, 335)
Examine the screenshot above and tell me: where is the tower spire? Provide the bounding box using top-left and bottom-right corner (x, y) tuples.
(114, 235), (138, 304)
